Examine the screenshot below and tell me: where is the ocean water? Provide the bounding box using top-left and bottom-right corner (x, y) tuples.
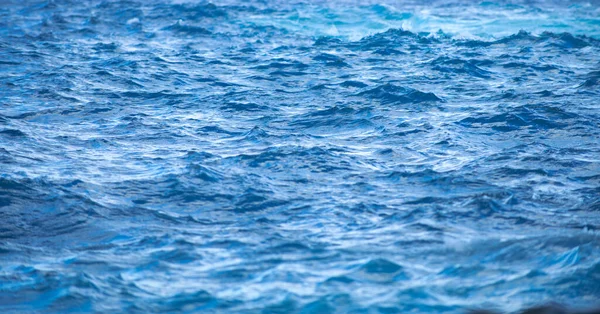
(1, 0), (600, 313)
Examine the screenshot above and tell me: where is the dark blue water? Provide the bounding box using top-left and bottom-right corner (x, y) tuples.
(1, 0), (600, 313)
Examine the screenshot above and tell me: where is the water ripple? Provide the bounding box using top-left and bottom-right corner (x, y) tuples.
(1, 0), (600, 313)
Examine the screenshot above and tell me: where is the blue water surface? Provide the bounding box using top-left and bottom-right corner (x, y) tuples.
(1, 0), (600, 313)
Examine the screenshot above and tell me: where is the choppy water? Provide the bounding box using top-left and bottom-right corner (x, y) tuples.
(1, 0), (600, 313)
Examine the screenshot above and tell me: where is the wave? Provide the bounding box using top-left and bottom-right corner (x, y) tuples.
(357, 83), (441, 104)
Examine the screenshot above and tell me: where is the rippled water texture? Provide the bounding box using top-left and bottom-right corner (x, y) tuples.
(1, 0), (600, 313)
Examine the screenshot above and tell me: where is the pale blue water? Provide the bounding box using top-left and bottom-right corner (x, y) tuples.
(1, 0), (600, 313)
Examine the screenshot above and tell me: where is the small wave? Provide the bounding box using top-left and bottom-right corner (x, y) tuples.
(357, 83), (441, 104)
(580, 71), (600, 88)
(0, 129), (27, 138)
(162, 21), (211, 35)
